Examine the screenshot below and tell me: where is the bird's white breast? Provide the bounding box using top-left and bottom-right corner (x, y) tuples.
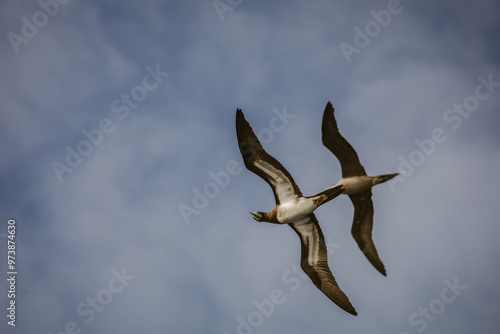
(277, 198), (317, 224)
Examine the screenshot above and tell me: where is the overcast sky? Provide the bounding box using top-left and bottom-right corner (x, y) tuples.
(1, 0), (500, 333)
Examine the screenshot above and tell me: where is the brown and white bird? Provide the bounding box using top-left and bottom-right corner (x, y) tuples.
(236, 108), (357, 315)
(321, 101), (403, 276)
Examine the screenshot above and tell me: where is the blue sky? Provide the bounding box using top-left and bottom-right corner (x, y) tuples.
(1, 0), (500, 333)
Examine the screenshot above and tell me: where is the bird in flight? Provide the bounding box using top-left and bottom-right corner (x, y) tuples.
(236, 108), (357, 315)
(321, 101), (403, 276)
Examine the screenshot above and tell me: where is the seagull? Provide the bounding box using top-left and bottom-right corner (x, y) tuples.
(321, 101), (403, 276)
(236, 108), (357, 316)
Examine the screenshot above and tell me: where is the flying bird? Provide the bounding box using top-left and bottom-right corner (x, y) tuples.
(321, 101), (403, 276)
(236, 108), (357, 316)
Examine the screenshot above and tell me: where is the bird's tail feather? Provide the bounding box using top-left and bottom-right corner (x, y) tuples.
(309, 185), (344, 205)
(376, 172), (403, 185)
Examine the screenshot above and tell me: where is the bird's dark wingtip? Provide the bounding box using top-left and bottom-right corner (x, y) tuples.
(325, 101), (334, 112)
(321, 101), (339, 143)
(235, 108), (247, 129)
(340, 302), (357, 316)
(322, 101), (336, 122)
(343, 301), (358, 316)
(372, 258), (387, 276)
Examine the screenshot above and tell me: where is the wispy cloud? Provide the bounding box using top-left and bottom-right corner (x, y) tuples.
(1, 0), (500, 333)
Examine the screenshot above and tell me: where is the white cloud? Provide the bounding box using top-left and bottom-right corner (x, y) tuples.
(1, 0), (500, 333)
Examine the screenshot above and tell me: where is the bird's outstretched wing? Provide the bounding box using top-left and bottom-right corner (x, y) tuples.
(236, 108), (301, 204)
(290, 215), (357, 315)
(350, 190), (386, 276)
(321, 101), (366, 177)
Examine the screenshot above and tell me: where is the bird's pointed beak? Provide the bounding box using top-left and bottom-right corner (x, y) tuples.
(249, 211), (262, 221)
